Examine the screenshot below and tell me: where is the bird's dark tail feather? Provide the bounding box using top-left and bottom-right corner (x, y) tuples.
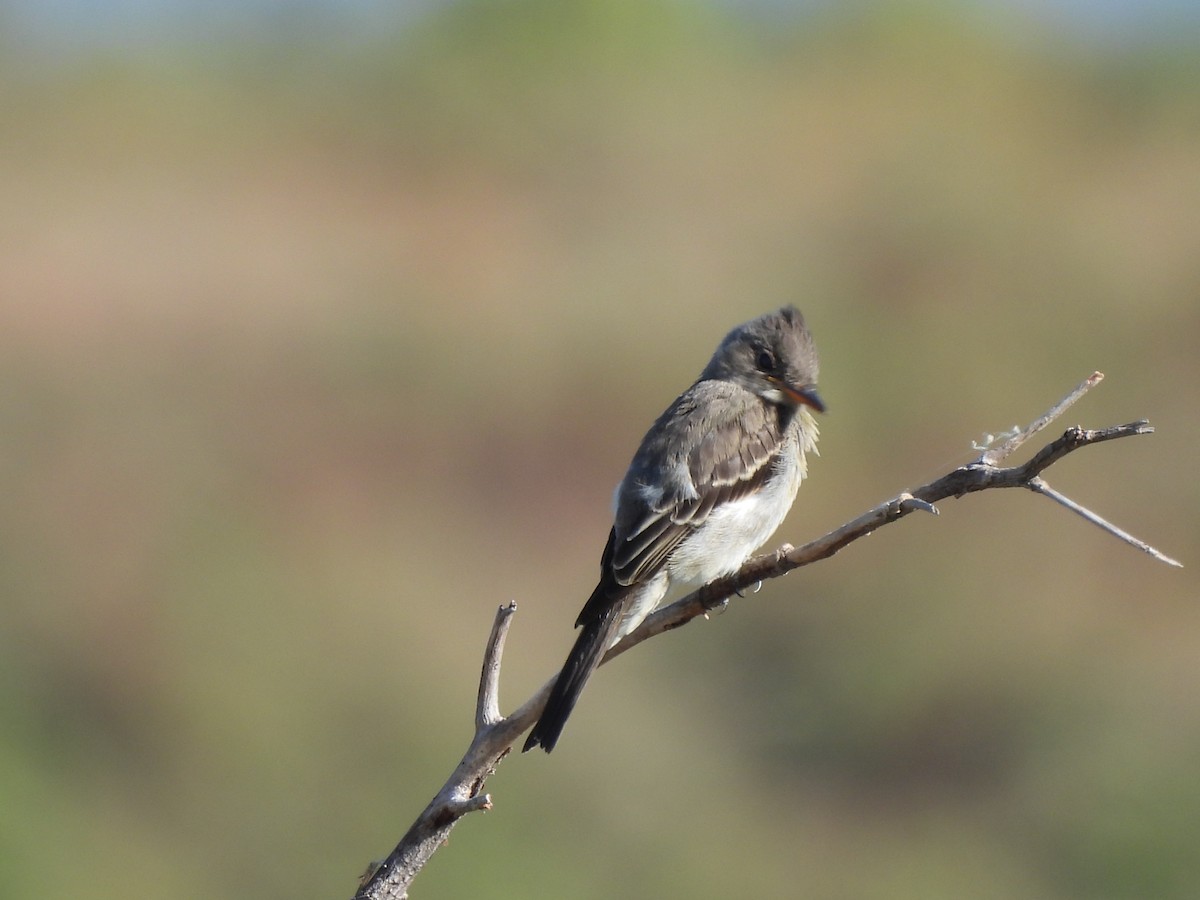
(523, 599), (624, 753)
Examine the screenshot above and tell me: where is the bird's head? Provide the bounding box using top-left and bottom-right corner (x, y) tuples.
(703, 306), (825, 413)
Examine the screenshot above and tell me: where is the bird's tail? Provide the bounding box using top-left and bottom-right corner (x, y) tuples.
(523, 595), (625, 753)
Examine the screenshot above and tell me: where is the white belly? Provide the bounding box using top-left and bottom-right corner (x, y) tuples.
(667, 448), (804, 587)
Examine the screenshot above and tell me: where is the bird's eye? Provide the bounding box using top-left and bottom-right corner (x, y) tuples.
(756, 347), (776, 373)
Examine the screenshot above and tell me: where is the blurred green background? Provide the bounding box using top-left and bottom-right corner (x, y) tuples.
(2, 1), (1197, 897)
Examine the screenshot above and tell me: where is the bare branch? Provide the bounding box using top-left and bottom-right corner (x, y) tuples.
(477, 602), (517, 730)
(612, 420), (1174, 656)
(352, 377), (1179, 899)
(980, 370), (1104, 465)
(354, 604), (525, 900)
(1028, 477), (1183, 567)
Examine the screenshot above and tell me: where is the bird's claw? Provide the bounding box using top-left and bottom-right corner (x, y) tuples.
(703, 597), (731, 619)
(732, 580), (763, 599)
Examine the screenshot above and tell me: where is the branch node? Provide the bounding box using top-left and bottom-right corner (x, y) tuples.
(898, 494), (939, 516)
(430, 793), (492, 829)
(463, 794), (493, 814)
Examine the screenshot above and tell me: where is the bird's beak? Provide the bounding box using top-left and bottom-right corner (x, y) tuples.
(781, 384), (825, 413)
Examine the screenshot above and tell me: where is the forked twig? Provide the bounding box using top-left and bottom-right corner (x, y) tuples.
(979, 370), (1105, 465)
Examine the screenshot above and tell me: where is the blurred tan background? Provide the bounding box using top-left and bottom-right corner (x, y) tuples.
(1, 1), (1197, 897)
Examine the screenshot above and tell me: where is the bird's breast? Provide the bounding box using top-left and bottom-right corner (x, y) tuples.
(666, 441), (806, 586)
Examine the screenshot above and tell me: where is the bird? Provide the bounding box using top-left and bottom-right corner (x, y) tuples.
(524, 306), (824, 753)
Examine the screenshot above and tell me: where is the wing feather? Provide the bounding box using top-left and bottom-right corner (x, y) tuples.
(609, 383), (786, 586)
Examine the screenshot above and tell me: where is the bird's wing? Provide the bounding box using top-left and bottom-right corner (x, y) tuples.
(609, 385), (784, 587)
